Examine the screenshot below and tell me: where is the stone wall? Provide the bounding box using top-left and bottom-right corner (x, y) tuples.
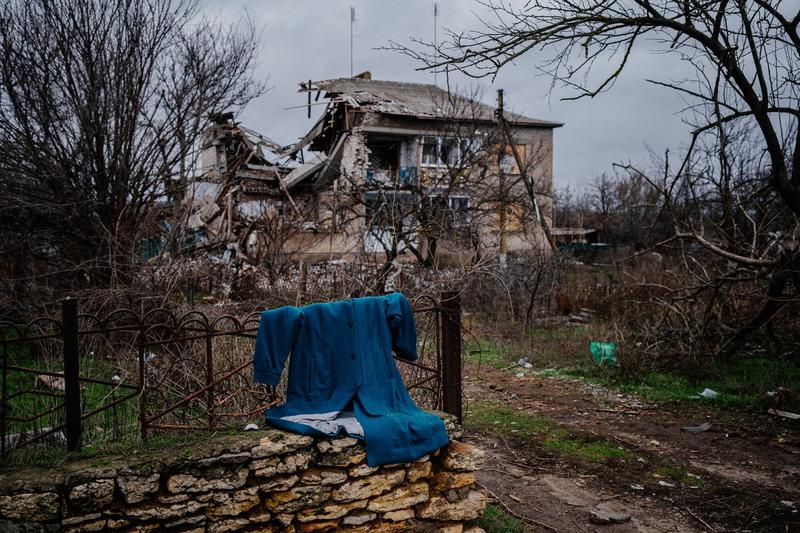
(0, 413), (486, 532)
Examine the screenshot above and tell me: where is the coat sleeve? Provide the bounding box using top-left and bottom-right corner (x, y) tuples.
(253, 306), (303, 385)
(385, 292), (417, 361)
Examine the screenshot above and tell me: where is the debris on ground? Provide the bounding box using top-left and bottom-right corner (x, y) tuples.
(768, 408), (800, 420)
(681, 421), (712, 433)
(689, 388), (718, 399)
(589, 509), (632, 525)
(244, 423), (259, 431)
(35, 374), (66, 391)
(589, 341), (618, 366)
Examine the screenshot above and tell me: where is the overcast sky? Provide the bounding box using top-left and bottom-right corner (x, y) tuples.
(209, 0), (701, 190)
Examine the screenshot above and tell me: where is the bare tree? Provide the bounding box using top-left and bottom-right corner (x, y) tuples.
(0, 0), (263, 307)
(392, 0), (800, 360)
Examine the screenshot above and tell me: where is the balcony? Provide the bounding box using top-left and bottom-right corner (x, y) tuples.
(365, 166), (418, 186)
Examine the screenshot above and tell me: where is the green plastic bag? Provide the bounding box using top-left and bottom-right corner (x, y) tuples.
(590, 341), (618, 366)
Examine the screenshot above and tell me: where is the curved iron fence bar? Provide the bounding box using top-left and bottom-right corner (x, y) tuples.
(22, 317), (63, 337)
(211, 315), (243, 332)
(178, 311), (210, 329)
(142, 308), (178, 328)
(77, 313), (103, 330)
(177, 318), (212, 334)
(139, 327), (258, 346)
(102, 308), (142, 328)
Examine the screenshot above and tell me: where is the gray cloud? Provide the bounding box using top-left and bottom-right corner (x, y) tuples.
(208, 0), (697, 189)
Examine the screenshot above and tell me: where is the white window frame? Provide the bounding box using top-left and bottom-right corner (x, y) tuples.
(420, 136), (464, 168)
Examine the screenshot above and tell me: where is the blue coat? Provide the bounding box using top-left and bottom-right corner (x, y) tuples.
(253, 292), (449, 466)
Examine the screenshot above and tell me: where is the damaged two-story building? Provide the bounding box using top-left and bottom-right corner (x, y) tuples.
(183, 73), (562, 268)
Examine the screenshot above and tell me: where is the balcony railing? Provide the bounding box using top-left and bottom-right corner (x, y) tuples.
(365, 166), (418, 186)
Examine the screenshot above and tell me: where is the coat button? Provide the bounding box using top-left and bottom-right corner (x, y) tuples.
(350, 353), (356, 360)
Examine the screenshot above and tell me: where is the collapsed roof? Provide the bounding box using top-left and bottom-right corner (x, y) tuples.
(300, 76), (562, 127)
(283, 74), (561, 175)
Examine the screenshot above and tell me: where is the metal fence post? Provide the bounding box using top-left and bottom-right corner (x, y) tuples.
(440, 291), (462, 422)
(63, 298), (81, 452)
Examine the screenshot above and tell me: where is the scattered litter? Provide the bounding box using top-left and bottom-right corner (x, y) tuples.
(244, 423), (259, 431)
(686, 473), (701, 479)
(523, 362), (533, 369)
(517, 358), (529, 366)
(112, 375), (121, 382)
(658, 480), (675, 487)
(514, 372), (525, 378)
(768, 408), (800, 420)
(590, 341), (618, 366)
(689, 388), (718, 399)
(636, 457), (646, 463)
(630, 484), (644, 491)
(681, 422), (712, 433)
(35, 374), (66, 391)
(589, 510), (631, 525)
(143, 352), (158, 363)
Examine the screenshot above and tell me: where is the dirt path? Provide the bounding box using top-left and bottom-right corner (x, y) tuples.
(463, 364), (800, 532)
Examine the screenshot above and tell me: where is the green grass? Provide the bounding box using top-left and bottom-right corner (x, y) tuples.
(465, 337), (516, 369)
(466, 402), (555, 438)
(474, 504), (528, 533)
(542, 437), (628, 461)
(538, 354), (800, 409)
(465, 401), (629, 463)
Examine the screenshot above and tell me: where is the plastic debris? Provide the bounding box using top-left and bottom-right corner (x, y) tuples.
(630, 484), (644, 491)
(244, 423), (259, 431)
(658, 480), (675, 487)
(681, 422), (712, 433)
(768, 408), (800, 420)
(689, 388), (718, 399)
(589, 341), (618, 366)
(514, 372), (525, 378)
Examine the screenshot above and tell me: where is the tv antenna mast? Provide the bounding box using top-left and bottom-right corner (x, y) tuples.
(350, 7), (356, 76)
(433, 2), (439, 86)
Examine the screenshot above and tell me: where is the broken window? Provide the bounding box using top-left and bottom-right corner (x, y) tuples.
(449, 196), (469, 227)
(421, 136), (474, 167)
(421, 137), (440, 167)
(442, 138), (459, 166)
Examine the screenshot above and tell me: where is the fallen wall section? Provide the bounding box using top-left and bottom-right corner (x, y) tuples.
(0, 413), (486, 532)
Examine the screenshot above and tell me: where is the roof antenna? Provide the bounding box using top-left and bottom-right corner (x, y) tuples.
(350, 6), (356, 77)
(433, 2), (439, 86)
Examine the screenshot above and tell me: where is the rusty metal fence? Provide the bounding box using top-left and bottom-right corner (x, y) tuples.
(0, 293), (462, 461)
